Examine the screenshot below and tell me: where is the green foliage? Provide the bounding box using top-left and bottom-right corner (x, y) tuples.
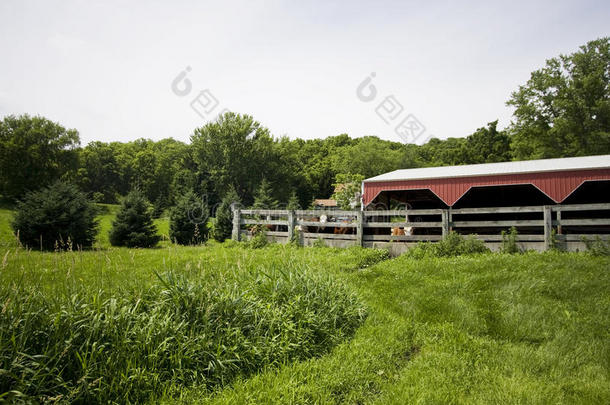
(213, 187), (241, 242)
(312, 237), (326, 248)
(152, 195), (168, 218)
(501, 226), (521, 254)
(11, 181), (98, 250)
(169, 192), (209, 245)
(248, 225), (269, 249)
(463, 120), (511, 163)
(332, 173), (365, 210)
(286, 190), (300, 210)
(191, 112), (278, 206)
(582, 236), (610, 256)
(290, 225), (303, 246)
(252, 178), (278, 210)
(109, 190), (160, 248)
(0, 245), (366, 403)
(0, 114), (80, 200)
(508, 37), (610, 159)
(330, 136), (414, 178)
(405, 232), (490, 258)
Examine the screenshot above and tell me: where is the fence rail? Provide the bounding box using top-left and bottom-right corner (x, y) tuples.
(232, 203), (610, 251)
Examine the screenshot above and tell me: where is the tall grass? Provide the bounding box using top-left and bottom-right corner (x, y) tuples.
(0, 245), (366, 403)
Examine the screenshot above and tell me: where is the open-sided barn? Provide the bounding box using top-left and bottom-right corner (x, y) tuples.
(362, 155), (610, 209)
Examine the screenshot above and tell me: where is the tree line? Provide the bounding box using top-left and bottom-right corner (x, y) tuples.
(1, 37), (609, 213)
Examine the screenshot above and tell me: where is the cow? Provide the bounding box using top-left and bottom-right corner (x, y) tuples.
(390, 212), (415, 237)
(333, 216), (355, 235)
(297, 214), (327, 234)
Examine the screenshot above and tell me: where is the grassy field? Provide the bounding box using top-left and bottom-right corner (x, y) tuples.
(0, 206), (609, 403)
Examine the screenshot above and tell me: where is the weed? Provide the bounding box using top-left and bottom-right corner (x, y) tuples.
(501, 226), (521, 254)
(582, 236), (610, 256)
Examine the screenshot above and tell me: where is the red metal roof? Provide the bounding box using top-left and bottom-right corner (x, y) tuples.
(363, 168), (610, 207)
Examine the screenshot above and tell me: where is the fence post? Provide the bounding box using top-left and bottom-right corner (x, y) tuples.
(287, 210), (295, 243)
(448, 208), (453, 233)
(543, 205), (552, 250)
(441, 210), (449, 237)
(356, 210), (363, 247)
(232, 206), (241, 241)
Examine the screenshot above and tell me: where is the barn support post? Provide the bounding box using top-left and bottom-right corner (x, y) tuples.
(441, 210), (450, 237)
(543, 205), (552, 250)
(356, 210), (363, 247)
(231, 207), (241, 241)
(556, 209), (562, 235)
(287, 210), (295, 242)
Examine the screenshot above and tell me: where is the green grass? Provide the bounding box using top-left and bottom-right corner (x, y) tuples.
(173, 251), (609, 404)
(0, 205), (608, 404)
(0, 244), (369, 403)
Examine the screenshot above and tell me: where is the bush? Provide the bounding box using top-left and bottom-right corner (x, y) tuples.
(248, 224), (268, 249)
(213, 187), (240, 242)
(11, 181), (98, 250)
(405, 232), (489, 258)
(582, 236), (610, 256)
(169, 192), (209, 245)
(109, 190), (160, 248)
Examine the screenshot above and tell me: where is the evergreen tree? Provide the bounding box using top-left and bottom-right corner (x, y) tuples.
(109, 190), (160, 248)
(12, 181), (98, 250)
(286, 190), (300, 210)
(213, 187), (241, 242)
(169, 192), (209, 245)
(252, 178), (278, 210)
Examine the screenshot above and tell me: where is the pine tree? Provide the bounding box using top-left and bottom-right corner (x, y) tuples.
(286, 190), (300, 210)
(169, 192), (209, 245)
(213, 186), (241, 242)
(109, 190), (160, 248)
(12, 181), (98, 250)
(252, 179), (278, 210)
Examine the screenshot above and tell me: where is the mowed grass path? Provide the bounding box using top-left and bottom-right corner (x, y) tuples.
(1, 206), (609, 403)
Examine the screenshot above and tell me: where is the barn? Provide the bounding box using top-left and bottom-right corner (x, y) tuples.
(362, 155), (610, 210)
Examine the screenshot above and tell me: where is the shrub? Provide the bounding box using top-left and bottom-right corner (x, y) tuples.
(501, 226), (521, 254)
(109, 190), (160, 248)
(169, 192), (209, 245)
(213, 187), (240, 242)
(405, 232), (489, 258)
(434, 232), (489, 256)
(11, 181), (98, 250)
(248, 225), (268, 249)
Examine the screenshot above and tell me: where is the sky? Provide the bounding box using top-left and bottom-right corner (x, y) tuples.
(0, 0), (608, 145)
